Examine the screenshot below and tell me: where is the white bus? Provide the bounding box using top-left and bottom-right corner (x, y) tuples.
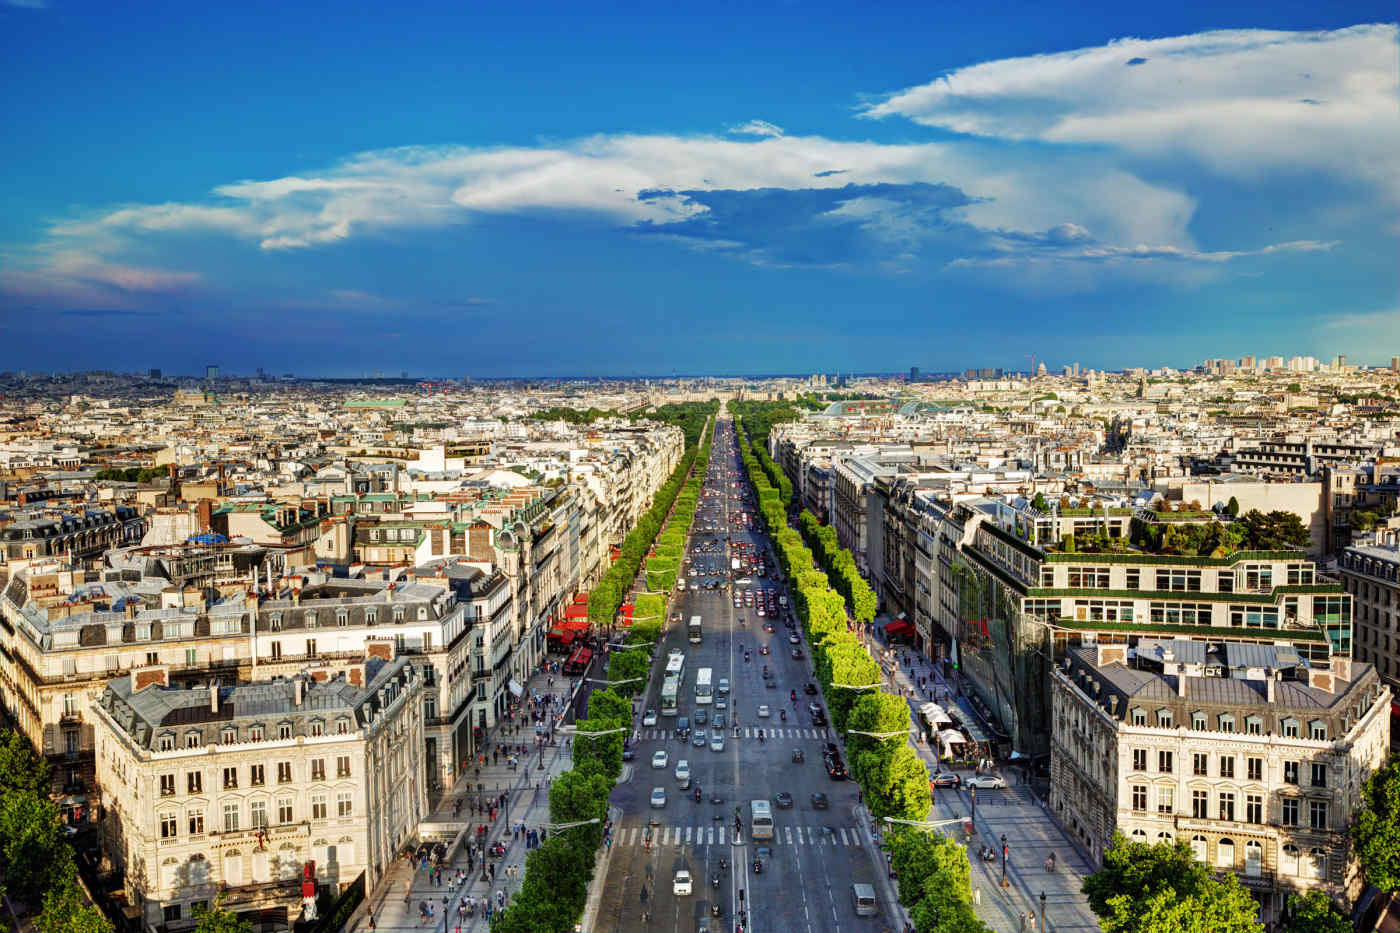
(750, 799), (774, 840)
(694, 667), (713, 705)
(688, 616), (703, 645)
(660, 676), (681, 716)
(664, 650), (686, 682)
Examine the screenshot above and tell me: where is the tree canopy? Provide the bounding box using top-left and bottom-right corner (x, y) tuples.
(1353, 755), (1400, 891)
(1083, 835), (1261, 933)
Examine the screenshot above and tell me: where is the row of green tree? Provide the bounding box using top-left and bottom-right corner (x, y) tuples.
(492, 425), (716, 930)
(726, 399), (810, 447)
(731, 417), (985, 933)
(798, 510), (878, 624)
(94, 466), (167, 483)
(529, 400), (718, 447)
(1122, 509), (1312, 557)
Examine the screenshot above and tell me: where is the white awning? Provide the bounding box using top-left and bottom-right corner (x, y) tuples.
(508, 679), (524, 697)
(920, 702), (952, 724)
(938, 728), (967, 746)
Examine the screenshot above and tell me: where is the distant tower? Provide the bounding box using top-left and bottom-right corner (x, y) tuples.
(205, 364), (219, 381)
(909, 366), (920, 383)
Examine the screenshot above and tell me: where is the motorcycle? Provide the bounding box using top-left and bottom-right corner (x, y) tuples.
(712, 874), (721, 889)
(1045, 853), (1057, 872)
(752, 858), (762, 874)
(758, 729), (765, 742)
(780, 710), (787, 722)
(744, 652), (750, 663)
(789, 690), (797, 702)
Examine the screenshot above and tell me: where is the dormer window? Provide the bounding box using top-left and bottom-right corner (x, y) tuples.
(365, 610), (377, 625)
(1281, 718), (1300, 739)
(184, 730), (202, 749)
(278, 721), (293, 740)
(305, 612), (317, 629)
(1130, 707), (1147, 726)
(221, 727), (237, 745)
(309, 720), (324, 737)
(1218, 714), (1235, 733)
(336, 611), (348, 627)
(1309, 720), (1327, 741)
(336, 718), (351, 735)
(1156, 709), (1173, 729)
(158, 732), (176, 751)
(249, 724), (264, 742)
(1245, 715), (1264, 735)
(1191, 711), (1207, 731)
(393, 608), (405, 623)
(269, 614), (282, 631)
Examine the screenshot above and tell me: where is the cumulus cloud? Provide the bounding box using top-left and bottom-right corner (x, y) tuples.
(863, 24), (1400, 198)
(728, 120), (785, 138)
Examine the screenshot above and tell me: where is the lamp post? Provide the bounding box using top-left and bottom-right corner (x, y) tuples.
(1000, 833), (1009, 888)
(1040, 891), (1047, 932)
(970, 786), (976, 823)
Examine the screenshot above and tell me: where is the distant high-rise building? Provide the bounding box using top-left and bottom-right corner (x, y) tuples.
(1063, 365), (1073, 377)
(205, 364), (219, 381)
(148, 368), (161, 379)
(1239, 356), (1256, 370)
(1072, 362), (1080, 377)
(1390, 356), (1399, 372)
(909, 366), (920, 383)
(1265, 356), (1284, 371)
(256, 367), (265, 378)
(1338, 354), (1347, 370)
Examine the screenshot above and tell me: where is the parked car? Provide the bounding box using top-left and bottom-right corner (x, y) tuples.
(930, 773), (961, 788)
(967, 775), (1007, 790)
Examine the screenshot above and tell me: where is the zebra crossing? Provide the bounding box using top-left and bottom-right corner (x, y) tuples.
(636, 726), (841, 741)
(619, 823), (864, 848)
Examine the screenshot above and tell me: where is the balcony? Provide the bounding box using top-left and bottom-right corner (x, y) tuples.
(210, 820), (310, 848)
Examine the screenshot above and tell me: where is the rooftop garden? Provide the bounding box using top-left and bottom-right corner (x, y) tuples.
(1050, 509), (1311, 558)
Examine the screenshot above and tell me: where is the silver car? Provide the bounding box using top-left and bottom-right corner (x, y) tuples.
(710, 731), (726, 752)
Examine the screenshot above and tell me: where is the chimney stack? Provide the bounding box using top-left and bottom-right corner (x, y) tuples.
(209, 679), (220, 713)
(294, 677), (304, 707)
(293, 588), (302, 607)
(1177, 673), (1188, 698)
(1266, 674), (1276, 704)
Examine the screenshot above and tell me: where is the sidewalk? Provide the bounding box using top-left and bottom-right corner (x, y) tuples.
(356, 664), (586, 933)
(869, 628), (1099, 933)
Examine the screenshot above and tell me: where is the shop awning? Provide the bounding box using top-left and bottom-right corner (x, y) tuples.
(885, 619), (913, 636)
(960, 718), (991, 746)
(938, 728), (967, 746)
(508, 679), (523, 697)
(919, 702), (952, 725)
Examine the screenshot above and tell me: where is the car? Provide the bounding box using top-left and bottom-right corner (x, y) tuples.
(967, 775), (1008, 790)
(692, 729), (707, 747)
(715, 695), (729, 709)
(810, 792), (829, 810)
(811, 711), (828, 726)
(930, 773), (962, 789)
(673, 869), (692, 896)
(760, 644), (770, 655)
(675, 760), (690, 784)
(651, 787), (667, 808)
(757, 705), (770, 718)
(775, 792), (794, 809)
(804, 682), (818, 695)
(791, 648), (804, 660)
(823, 742), (841, 756)
(622, 749), (636, 761)
(765, 676), (777, 688)
(808, 703), (824, 717)
(718, 678), (730, 697)
(789, 633), (800, 644)
(642, 709), (658, 726)
(762, 621), (775, 633)
(710, 732), (725, 752)
(792, 748), (805, 763)
(694, 708), (708, 725)
(676, 717), (690, 738)
(652, 751), (668, 769)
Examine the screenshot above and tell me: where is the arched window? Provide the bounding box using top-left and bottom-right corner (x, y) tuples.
(1157, 831), (1174, 843)
(187, 853), (209, 885)
(1281, 844), (1299, 875)
(1244, 841), (1263, 877)
(1308, 847), (1327, 880)
(222, 850), (243, 885)
(1190, 835), (1208, 862)
(1130, 828), (1149, 842)
(1216, 838), (1235, 869)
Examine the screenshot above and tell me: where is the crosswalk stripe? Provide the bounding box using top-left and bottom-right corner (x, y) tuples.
(838, 828), (849, 846)
(718, 827), (725, 846)
(684, 826), (692, 845)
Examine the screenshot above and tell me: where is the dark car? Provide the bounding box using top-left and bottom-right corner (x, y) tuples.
(930, 773), (961, 788)
(824, 756), (847, 780)
(810, 792), (829, 810)
(811, 711), (828, 727)
(807, 703), (823, 717)
(622, 748), (636, 761)
(775, 792), (794, 809)
(823, 742), (840, 756)
(804, 683), (818, 695)
(791, 648), (804, 660)
(694, 709), (707, 725)
(788, 633), (800, 644)
(676, 717), (690, 738)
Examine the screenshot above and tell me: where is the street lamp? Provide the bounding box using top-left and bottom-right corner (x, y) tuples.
(845, 729), (908, 740)
(537, 817), (602, 831)
(1000, 833), (1009, 888)
(605, 642), (653, 651)
(830, 682), (882, 691)
(585, 676), (645, 686)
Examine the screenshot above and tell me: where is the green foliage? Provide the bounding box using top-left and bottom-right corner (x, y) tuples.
(1353, 755), (1400, 891)
(888, 828), (990, 933)
(1287, 382), (1303, 393)
(192, 897), (253, 933)
(1030, 492), (1049, 512)
(34, 863), (113, 933)
(1083, 835), (1261, 933)
(94, 466), (168, 483)
(0, 728), (51, 798)
(1238, 509), (1312, 551)
(1282, 892), (1351, 933)
(0, 776), (72, 905)
(1226, 496), (1240, 517)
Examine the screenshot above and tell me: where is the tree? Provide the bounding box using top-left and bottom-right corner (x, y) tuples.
(36, 868), (114, 933)
(191, 898), (252, 933)
(1030, 492), (1049, 512)
(1282, 892), (1351, 933)
(1238, 509), (1311, 551)
(1083, 835), (1260, 933)
(0, 791), (72, 906)
(0, 728), (51, 798)
(1225, 496), (1240, 517)
(1353, 755), (1400, 891)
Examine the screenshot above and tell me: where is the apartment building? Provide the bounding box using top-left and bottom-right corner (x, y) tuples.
(0, 505), (146, 566)
(1051, 641), (1389, 927)
(91, 655), (425, 933)
(1339, 533), (1400, 688)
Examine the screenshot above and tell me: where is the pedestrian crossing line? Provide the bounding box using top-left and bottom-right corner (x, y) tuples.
(625, 823), (863, 847)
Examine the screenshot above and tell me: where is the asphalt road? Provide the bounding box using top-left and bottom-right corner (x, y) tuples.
(594, 416), (891, 933)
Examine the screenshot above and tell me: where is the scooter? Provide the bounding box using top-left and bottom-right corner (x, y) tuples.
(780, 710), (787, 722)
(712, 874), (721, 890)
(758, 729), (765, 742)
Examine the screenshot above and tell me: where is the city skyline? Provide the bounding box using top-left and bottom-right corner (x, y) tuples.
(1, 1), (1397, 376)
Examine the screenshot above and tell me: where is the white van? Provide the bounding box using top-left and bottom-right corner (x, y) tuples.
(851, 884), (877, 917)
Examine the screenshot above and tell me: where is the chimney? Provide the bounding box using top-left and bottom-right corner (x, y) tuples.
(293, 588), (302, 607)
(125, 599), (137, 620)
(197, 498), (213, 533)
(1267, 674), (1276, 704)
(1177, 674), (1188, 698)
(209, 679), (220, 713)
(244, 589), (259, 612)
(385, 582), (395, 601)
(294, 677), (304, 706)
(1331, 656), (1354, 683)
(1108, 694), (1118, 715)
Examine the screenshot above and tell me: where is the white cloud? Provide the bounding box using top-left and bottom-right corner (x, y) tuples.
(863, 24), (1400, 199)
(728, 120), (785, 138)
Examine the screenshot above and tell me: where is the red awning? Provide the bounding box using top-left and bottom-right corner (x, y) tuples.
(565, 604), (589, 619)
(561, 618), (590, 633)
(885, 620), (913, 636)
(547, 629), (576, 644)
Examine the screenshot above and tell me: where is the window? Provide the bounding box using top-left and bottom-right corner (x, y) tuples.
(424, 698), (437, 720)
(221, 726), (237, 745)
(336, 756), (350, 778)
(277, 798), (293, 824)
(1310, 720), (1328, 741)
(185, 731), (202, 749)
(278, 762), (292, 784)
(1218, 714), (1235, 732)
(1218, 571), (1234, 593)
(187, 809), (204, 836)
(1157, 786), (1174, 814)
(270, 642), (282, 660)
(249, 764), (264, 787)
(1282, 797), (1300, 826)
(62, 693), (78, 716)
(336, 792), (352, 817)
(160, 774), (176, 796)
(1246, 794), (1263, 824)
(186, 648), (198, 667)
(336, 718), (351, 735)
(1191, 711), (1207, 731)
(306, 639), (317, 657)
(1247, 757), (1263, 781)
(187, 771), (203, 794)
(1310, 800), (1328, 830)
(1244, 841), (1263, 877)
(1245, 715), (1263, 735)
(1132, 748), (1148, 771)
(159, 734), (175, 752)
(1284, 761), (1300, 785)
(311, 795), (327, 820)
(311, 759), (326, 781)
(1190, 835), (1208, 862)
(310, 720), (323, 737)
(365, 610), (377, 625)
(146, 651), (159, 666)
(1156, 569), (1202, 591)
(160, 812), (177, 839)
(278, 722), (292, 740)
(222, 767), (238, 789)
(1131, 708), (1147, 726)
(250, 800), (268, 829)
(163, 906), (182, 924)
(1216, 838), (1235, 869)
(1132, 785), (1148, 811)
(1219, 756), (1234, 779)
(336, 611), (348, 627)
(1281, 844), (1299, 875)
(1193, 753), (1209, 776)
(270, 613), (282, 631)
(305, 612), (316, 629)
(1192, 790), (1209, 819)
(249, 724), (264, 742)
(1311, 763), (1328, 788)
(1157, 709), (1173, 728)
(1281, 718), (1299, 738)
(1125, 569), (1140, 589)
(1308, 848), (1327, 881)
(1158, 751), (1173, 773)
(223, 803), (240, 833)
(1218, 792), (1235, 822)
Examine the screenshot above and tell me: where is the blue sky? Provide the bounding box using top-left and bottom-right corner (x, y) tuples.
(2, 1), (1396, 377)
